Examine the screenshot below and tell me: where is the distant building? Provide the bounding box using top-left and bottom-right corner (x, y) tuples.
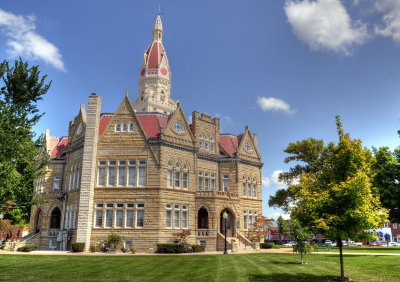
(26, 15), (263, 252)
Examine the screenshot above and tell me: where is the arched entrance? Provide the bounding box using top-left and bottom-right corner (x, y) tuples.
(198, 208), (209, 229)
(220, 209), (235, 237)
(50, 207), (61, 229)
(34, 209), (42, 233)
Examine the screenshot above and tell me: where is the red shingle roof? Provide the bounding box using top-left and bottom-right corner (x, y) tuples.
(99, 116), (113, 135)
(219, 134), (241, 156)
(51, 137), (68, 158)
(145, 42), (165, 68)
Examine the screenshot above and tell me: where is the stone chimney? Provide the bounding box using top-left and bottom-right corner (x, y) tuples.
(76, 93), (102, 250)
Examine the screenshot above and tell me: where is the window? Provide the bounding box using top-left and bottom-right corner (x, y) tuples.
(394, 223), (398, 229)
(243, 177), (258, 199)
(129, 122), (134, 132)
(122, 121), (127, 132)
(198, 171), (216, 191)
(167, 161), (189, 189)
(253, 185), (257, 198)
(125, 240), (133, 249)
(243, 210), (258, 230)
(115, 123), (121, 132)
(97, 160), (147, 187)
(199, 240), (207, 246)
(173, 121), (185, 133)
(166, 204), (189, 229)
(247, 183), (252, 198)
(222, 175), (230, 191)
(53, 176), (61, 191)
(95, 203), (145, 228)
(245, 141), (253, 151)
(198, 134), (215, 153)
(242, 183), (246, 197)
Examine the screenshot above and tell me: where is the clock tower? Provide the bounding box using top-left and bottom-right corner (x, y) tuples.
(131, 15), (177, 114)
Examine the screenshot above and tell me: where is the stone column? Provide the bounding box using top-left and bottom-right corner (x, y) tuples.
(76, 93), (101, 250)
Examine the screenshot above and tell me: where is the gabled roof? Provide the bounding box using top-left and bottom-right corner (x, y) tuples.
(50, 137), (69, 158)
(98, 112), (169, 139)
(219, 134), (242, 157)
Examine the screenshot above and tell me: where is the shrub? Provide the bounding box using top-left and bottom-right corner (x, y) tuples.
(71, 242), (85, 252)
(191, 244), (205, 252)
(260, 243), (274, 249)
(129, 247), (136, 254)
(157, 243), (185, 253)
(272, 244), (281, 249)
(120, 247), (128, 253)
(17, 245), (37, 252)
(89, 245), (97, 252)
(106, 234), (123, 251)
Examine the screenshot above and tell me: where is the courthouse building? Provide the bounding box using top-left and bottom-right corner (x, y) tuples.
(28, 15), (263, 252)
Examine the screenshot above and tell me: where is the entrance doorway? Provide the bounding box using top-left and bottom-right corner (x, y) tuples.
(198, 208), (209, 229)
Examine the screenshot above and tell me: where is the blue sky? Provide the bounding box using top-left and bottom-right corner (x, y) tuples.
(1, 0), (399, 219)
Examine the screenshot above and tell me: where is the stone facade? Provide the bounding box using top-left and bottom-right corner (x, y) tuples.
(28, 15), (263, 252)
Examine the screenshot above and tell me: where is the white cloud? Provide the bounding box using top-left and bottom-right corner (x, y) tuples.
(257, 97), (295, 115)
(268, 212), (291, 221)
(375, 0), (400, 43)
(284, 0), (368, 55)
(0, 9), (65, 71)
(262, 170), (287, 189)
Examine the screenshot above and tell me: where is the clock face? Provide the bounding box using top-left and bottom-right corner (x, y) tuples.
(76, 123), (83, 135)
(141, 68), (146, 76)
(160, 68), (168, 75)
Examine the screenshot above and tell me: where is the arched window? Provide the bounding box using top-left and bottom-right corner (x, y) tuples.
(198, 208), (209, 229)
(129, 122), (134, 132)
(115, 123), (121, 132)
(122, 121), (127, 132)
(50, 207), (61, 229)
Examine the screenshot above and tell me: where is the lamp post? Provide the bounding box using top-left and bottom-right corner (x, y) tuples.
(223, 211), (228, 254)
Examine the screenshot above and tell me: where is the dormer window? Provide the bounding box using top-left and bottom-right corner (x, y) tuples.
(115, 123), (121, 132)
(122, 121), (128, 132)
(245, 141), (253, 151)
(129, 122), (134, 132)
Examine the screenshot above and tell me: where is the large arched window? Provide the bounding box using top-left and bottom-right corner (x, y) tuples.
(50, 207), (61, 229)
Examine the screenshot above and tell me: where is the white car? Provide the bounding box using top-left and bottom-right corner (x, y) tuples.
(353, 242), (363, 246)
(326, 241), (337, 247)
(387, 242), (400, 247)
(282, 242), (295, 247)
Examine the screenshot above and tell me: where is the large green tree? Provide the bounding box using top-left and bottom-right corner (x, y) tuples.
(276, 215), (289, 244)
(269, 116), (386, 280)
(0, 59), (50, 224)
(372, 146), (400, 222)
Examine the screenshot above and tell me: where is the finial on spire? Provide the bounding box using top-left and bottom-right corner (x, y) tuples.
(153, 14), (163, 42)
(125, 90), (129, 98)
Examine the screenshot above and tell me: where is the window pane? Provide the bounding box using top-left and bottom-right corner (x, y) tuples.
(174, 172), (180, 188)
(136, 210), (144, 227)
(116, 210), (124, 228)
(166, 210), (172, 228)
(223, 179), (229, 191)
(198, 177), (203, 191)
(108, 167), (116, 186)
(244, 215), (248, 229)
(138, 167), (146, 186)
(98, 168), (105, 186)
(53, 177), (61, 191)
(182, 211), (188, 228)
(247, 183), (252, 197)
(106, 210), (113, 227)
(243, 183), (247, 197)
(204, 178), (209, 190)
(253, 185), (257, 198)
(128, 167), (136, 186)
(174, 211), (180, 228)
(167, 171), (173, 188)
(211, 179), (216, 190)
(126, 210), (134, 228)
(118, 167), (126, 186)
(96, 210), (103, 227)
(182, 173), (188, 189)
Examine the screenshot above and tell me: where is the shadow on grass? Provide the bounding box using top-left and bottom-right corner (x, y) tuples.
(249, 273), (329, 281)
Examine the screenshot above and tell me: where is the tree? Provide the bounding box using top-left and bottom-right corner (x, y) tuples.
(290, 220), (312, 264)
(276, 215), (289, 244)
(0, 59), (50, 224)
(372, 146), (400, 222)
(173, 229), (191, 244)
(246, 216), (270, 244)
(0, 219), (20, 243)
(269, 116), (386, 281)
(106, 233), (123, 251)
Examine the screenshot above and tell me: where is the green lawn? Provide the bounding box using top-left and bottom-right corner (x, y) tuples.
(319, 246), (400, 254)
(1, 253), (399, 281)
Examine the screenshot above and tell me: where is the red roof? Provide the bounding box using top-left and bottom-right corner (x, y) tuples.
(145, 42), (165, 68)
(99, 116), (113, 135)
(137, 115), (168, 138)
(219, 134), (241, 156)
(98, 114), (168, 139)
(51, 137), (68, 158)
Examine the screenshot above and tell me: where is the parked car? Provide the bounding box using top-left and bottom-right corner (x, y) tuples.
(387, 242), (400, 247)
(370, 241), (386, 246)
(282, 242), (295, 247)
(353, 242), (363, 246)
(326, 241), (337, 247)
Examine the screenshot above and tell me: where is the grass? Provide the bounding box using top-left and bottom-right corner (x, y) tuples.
(1, 252), (400, 281)
(322, 246), (400, 254)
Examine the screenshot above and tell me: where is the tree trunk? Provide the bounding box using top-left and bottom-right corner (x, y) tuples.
(338, 236), (344, 279)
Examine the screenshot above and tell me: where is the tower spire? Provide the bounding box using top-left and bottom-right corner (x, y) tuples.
(153, 14), (163, 42)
